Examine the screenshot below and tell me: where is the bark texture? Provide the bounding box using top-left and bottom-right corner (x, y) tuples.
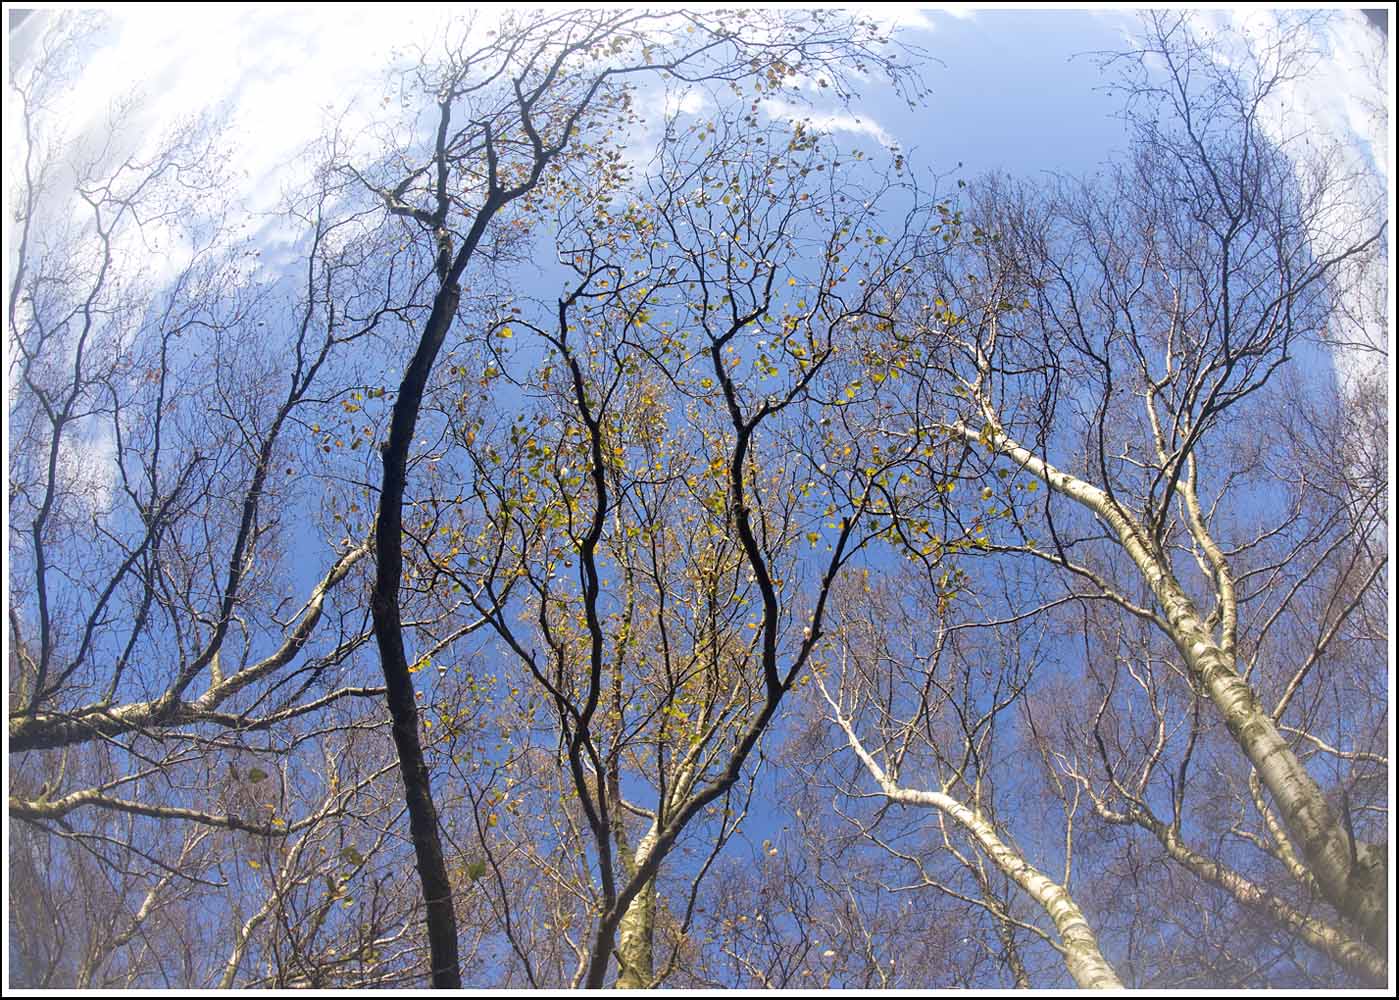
(975, 422), (1388, 954)
(828, 697), (1122, 989)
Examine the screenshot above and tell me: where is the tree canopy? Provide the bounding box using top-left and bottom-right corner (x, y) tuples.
(6, 8), (1389, 990)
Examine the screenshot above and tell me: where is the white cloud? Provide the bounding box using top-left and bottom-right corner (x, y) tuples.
(42, 6), (485, 219)
(871, 7), (937, 33)
(664, 87), (709, 119)
(1144, 11), (1390, 373)
(760, 97), (897, 149)
(58, 419), (118, 518)
(934, 6), (977, 23)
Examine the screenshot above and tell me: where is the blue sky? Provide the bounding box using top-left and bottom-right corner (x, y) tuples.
(7, 6), (1384, 182)
(5, 5), (1387, 347)
(6, 2), (1390, 787)
(3, 5), (1392, 987)
(6, 0), (1390, 855)
(6, 6), (1387, 560)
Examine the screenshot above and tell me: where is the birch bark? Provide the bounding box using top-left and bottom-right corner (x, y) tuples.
(964, 420), (1387, 953)
(822, 684), (1123, 989)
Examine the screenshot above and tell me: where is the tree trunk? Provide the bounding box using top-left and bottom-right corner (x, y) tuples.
(978, 423), (1389, 952)
(1132, 808), (1385, 984)
(827, 697), (1122, 989)
(896, 786), (1122, 989)
(613, 825), (659, 988)
(614, 877), (657, 989)
(369, 278), (466, 988)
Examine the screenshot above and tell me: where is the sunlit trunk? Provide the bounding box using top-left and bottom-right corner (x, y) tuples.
(612, 822), (659, 988)
(613, 876), (657, 989)
(825, 694), (1122, 989)
(981, 424), (1389, 953)
(1134, 809), (1385, 984)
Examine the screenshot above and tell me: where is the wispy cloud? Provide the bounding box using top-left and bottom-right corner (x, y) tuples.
(1189, 10), (1389, 367)
(760, 97), (897, 148)
(45, 6), (475, 216)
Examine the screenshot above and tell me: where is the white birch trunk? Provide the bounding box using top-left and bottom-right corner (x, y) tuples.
(614, 824), (659, 989)
(1134, 810), (1385, 984)
(825, 695), (1122, 989)
(973, 423), (1388, 951)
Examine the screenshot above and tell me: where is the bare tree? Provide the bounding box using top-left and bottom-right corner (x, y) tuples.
(9, 9), (1385, 991)
(811, 572), (1122, 988)
(6, 14), (436, 986)
(896, 10), (1386, 977)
